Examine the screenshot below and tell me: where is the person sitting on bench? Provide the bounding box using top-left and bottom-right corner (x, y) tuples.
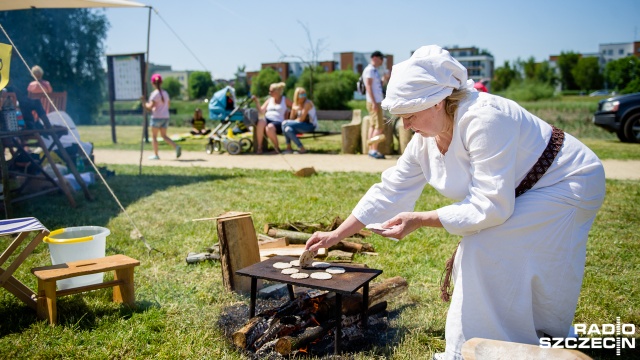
(281, 87), (317, 154)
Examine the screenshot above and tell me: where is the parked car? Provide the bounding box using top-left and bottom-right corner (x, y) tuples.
(592, 92), (640, 143)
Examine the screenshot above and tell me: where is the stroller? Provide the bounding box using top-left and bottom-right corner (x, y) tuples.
(206, 86), (256, 155)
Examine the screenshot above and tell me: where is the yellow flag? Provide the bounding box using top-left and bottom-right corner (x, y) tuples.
(0, 43), (12, 91)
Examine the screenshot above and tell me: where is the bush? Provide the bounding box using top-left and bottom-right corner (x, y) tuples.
(188, 71), (214, 100)
(311, 71), (359, 110)
(250, 68), (281, 97)
(501, 80), (557, 102)
(163, 77), (182, 99)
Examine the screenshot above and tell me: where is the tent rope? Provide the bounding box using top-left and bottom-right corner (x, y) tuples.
(0, 21), (161, 254)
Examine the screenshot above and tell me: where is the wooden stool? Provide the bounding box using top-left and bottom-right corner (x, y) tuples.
(31, 254), (140, 325)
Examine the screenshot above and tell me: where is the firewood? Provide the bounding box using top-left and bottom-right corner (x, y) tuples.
(257, 236), (288, 249)
(267, 228), (312, 244)
(275, 321), (336, 355)
(329, 240), (375, 253)
(326, 250), (354, 262)
(232, 292), (327, 348)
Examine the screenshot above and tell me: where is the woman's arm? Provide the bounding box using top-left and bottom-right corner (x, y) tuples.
(295, 102), (312, 122)
(305, 215), (365, 252)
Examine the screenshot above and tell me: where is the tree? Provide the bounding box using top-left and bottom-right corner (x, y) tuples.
(572, 57), (603, 92)
(492, 61), (521, 92)
(310, 70), (358, 110)
(163, 77), (182, 99)
(556, 51), (580, 91)
(604, 56), (640, 94)
(234, 65), (249, 97)
(534, 61), (557, 86)
(188, 71), (214, 100)
(250, 67), (281, 97)
(0, 9), (109, 124)
(521, 57), (538, 81)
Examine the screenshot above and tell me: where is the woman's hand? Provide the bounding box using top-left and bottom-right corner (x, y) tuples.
(305, 230), (342, 253)
(369, 212), (428, 240)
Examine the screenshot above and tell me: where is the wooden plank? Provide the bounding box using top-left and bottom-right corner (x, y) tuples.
(462, 338), (592, 360)
(216, 212), (261, 294)
(258, 237), (288, 249)
(32, 255), (140, 281)
(260, 245), (326, 258)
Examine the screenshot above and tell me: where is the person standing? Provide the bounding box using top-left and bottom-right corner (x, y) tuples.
(305, 45), (605, 360)
(142, 74), (181, 160)
(363, 51), (388, 159)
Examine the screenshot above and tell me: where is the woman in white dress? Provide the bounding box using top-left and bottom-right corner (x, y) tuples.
(304, 45), (605, 360)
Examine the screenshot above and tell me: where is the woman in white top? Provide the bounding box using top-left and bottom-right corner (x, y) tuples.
(305, 45), (605, 360)
(281, 87), (318, 154)
(252, 82), (292, 153)
(142, 74), (181, 160)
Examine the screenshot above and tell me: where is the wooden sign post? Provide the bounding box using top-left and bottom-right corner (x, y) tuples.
(216, 211), (261, 294)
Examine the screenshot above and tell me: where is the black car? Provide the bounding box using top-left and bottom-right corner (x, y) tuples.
(592, 92), (640, 143)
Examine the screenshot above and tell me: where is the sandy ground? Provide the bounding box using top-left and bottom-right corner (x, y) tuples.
(92, 149), (640, 180)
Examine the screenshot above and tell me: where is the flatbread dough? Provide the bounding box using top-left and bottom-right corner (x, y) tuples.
(311, 261), (330, 269)
(289, 260), (300, 267)
(310, 272), (332, 280)
(325, 267), (345, 274)
(273, 262), (292, 269)
(290, 273), (309, 279)
(281, 268), (299, 274)
(299, 250), (314, 268)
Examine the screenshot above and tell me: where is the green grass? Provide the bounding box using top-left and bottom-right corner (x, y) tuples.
(0, 95), (637, 359)
(0, 164), (638, 359)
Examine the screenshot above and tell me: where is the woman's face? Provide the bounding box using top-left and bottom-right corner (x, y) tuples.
(400, 101), (448, 137)
(269, 87), (281, 98)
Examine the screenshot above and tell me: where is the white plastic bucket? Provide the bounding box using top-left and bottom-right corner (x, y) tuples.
(44, 226), (110, 290)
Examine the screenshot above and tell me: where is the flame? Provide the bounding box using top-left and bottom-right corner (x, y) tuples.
(298, 346), (308, 353)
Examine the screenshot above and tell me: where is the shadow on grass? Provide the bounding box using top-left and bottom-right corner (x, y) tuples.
(8, 171), (239, 229)
(0, 294), (159, 337)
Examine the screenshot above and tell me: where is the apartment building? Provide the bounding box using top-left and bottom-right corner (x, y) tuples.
(444, 46), (494, 84)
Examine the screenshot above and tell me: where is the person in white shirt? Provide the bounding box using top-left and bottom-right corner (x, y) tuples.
(252, 82), (292, 154)
(305, 45), (605, 360)
(363, 50), (389, 159)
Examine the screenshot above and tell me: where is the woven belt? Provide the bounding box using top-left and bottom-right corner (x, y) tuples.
(440, 125), (566, 302)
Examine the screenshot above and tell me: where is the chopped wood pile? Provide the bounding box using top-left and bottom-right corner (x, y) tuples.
(231, 276), (407, 357)
(261, 217), (377, 261)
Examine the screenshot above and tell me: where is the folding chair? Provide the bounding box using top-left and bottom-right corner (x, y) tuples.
(0, 217), (49, 310)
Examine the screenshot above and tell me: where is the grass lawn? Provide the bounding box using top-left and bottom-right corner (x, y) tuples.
(0, 97), (638, 359)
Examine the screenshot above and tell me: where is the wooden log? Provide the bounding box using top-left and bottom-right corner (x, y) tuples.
(216, 212), (261, 294)
(329, 240), (374, 253)
(341, 122), (361, 154)
(275, 321), (335, 355)
(267, 228), (311, 244)
(461, 338), (593, 360)
(275, 301), (389, 355)
(232, 316), (269, 349)
(267, 228), (374, 251)
(326, 250), (354, 262)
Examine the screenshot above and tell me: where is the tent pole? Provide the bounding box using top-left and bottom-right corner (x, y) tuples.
(139, 5), (152, 175)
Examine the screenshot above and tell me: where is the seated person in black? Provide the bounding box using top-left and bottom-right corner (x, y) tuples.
(190, 108), (211, 135)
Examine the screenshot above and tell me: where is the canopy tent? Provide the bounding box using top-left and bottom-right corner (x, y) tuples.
(0, 0), (145, 11)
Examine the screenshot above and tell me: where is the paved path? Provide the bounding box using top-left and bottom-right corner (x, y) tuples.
(93, 149), (640, 180)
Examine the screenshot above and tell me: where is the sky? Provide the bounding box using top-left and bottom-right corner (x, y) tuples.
(103, 0), (640, 80)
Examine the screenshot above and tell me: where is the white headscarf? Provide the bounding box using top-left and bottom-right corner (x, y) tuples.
(381, 45), (473, 115)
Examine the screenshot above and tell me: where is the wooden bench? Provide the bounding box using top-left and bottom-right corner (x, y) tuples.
(31, 254), (140, 325)
(299, 110), (355, 139)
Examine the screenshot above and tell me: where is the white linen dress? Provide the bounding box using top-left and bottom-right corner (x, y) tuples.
(352, 92), (606, 360)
